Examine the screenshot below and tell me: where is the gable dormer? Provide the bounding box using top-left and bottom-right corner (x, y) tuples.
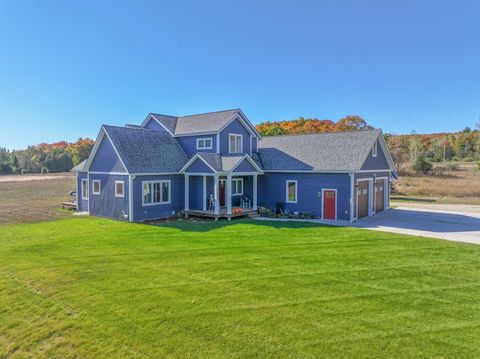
(141, 109), (261, 158)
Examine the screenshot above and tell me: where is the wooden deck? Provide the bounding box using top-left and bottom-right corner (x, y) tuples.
(182, 208), (257, 220)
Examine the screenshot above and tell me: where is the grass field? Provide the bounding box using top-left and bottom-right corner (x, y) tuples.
(0, 173), (75, 225)
(394, 162), (480, 205)
(1, 217), (480, 358)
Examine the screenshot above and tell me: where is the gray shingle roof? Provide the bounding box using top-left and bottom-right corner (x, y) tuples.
(258, 129), (382, 172)
(71, 159), (87, 172)
(150, 109), (255, 136)
(103, 125), (188, 173)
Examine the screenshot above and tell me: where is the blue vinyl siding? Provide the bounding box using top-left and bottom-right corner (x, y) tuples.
(76, 172), (88, 212)
(132, 174), (184, 221)
(232, 158), (257, 173)
(231, 175), (253, 207)
(188, 176), (204, 210)
(184, 158), (215, 173)
(258, 173), (351, 220)
(361, 139), (391, 170)
(88, 174), (129, 221)
(252, 137), (258, 153)
(176, 135), (217, 158)
(90, 136), (127, 173)
(219, 118), (252, 155)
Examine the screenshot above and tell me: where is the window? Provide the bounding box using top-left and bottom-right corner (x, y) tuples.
(115, 181), (125, 198)
(231, 178), (243, 196)
(92, 180), (101, 195)
(82, 179), (88, 200)
(229, 134), (243, 153)
(197, 137), (213, 150)
(286, 180), (297, 203)
(372, 141), (377, 157)
(143, 180), (170, 205)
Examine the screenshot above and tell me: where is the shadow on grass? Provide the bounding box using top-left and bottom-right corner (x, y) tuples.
(144, 217), (333, 233)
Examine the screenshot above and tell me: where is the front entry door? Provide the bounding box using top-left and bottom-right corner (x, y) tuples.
(323, 190), (336, 220)
(219, 179), (226, 207)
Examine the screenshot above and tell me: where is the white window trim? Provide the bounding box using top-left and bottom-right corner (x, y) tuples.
(92, 179), (101, 195)
(229, 133), (243, 154)
(372, 141), (378, 157)
(81, 179), (88, 200)
(286, 180), (298, 203)
(142, 180), (171, 206)
(196, 137), (213, 150)
(231, 178), (244, 196)
(115, 181), (125, 198)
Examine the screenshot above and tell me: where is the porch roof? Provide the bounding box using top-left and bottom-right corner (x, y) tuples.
(181, 153), (263, 174)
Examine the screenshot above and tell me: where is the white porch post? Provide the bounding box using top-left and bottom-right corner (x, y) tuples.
(213, 174), (219, 215)
(252, 174), (258, 211)
(202, 176), (207, 211)
(184, 174), (190, 211)
(226, 173), (232, 215)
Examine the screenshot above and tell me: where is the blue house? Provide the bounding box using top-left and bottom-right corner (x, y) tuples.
(72, 109), (396, 222)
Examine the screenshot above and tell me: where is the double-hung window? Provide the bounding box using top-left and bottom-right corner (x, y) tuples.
(286, 180), (297, 203)
(82, 179), (88, 200)
(143, 180), (170, 205)
(115, 181), (125, 198)
(197, 138), (213, 150)
(231, 178), (243, 196)
(229, 134), (242, 153)
(92, 180), (101, 195)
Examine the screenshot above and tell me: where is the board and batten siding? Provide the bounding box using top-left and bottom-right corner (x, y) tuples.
(361, 138), (391, 171)
(89, 135), (127, 173)
(219, 118), (252, 155)
(88, 173), (130, 221)
(258, 172), (351, 220)
(131, 174), (184, 222)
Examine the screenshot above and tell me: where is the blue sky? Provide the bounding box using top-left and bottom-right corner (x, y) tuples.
(0, 0), (479, 149)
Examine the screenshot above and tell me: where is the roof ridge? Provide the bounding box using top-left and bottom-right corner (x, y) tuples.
(150, 113), (178, 119)
(103, 124), (169, 134)
(260, 128), (380, 139)
(178, 108), (239, 119)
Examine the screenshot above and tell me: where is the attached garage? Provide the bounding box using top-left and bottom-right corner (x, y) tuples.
(375, 178), (386, 213)
(357, 180), (370, 219)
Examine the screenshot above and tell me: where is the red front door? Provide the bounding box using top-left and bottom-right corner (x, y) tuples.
(219, 180), (226, 207)
(323, 190), (336, 220)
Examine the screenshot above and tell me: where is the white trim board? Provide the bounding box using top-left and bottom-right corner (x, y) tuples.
(285, 180), (298, 204)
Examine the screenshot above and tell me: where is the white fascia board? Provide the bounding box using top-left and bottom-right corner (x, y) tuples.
(229, 154), (263, 173)
(141, 113), (175, 136)
(178, 154), (218, 174)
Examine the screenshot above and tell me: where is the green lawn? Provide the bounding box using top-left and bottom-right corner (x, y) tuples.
(1, 217), (479, 358)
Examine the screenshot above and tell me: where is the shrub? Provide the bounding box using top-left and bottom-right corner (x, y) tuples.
(41, 167), (49, 174)
(477, 162), (480, 171)
(412, 158), (433, 174)
(446, 163), (459, 171)
(21, 168), (27, 175)
(257, 207), (316, 219)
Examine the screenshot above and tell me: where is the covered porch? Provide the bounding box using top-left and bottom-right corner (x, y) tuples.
(183, 172), (259, 220)
(180, 153), (263, 220)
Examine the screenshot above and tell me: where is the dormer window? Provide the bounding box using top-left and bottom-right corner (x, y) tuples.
(229, 134), (243, 153)
(197, 137), (213, 150)
(372, 141), (378, 157)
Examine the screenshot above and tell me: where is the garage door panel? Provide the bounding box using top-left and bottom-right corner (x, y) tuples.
(357, 181), (369, 218)
(375, 179), (385, 213)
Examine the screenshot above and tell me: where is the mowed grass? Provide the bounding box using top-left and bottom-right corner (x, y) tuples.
(1, 218), (480, 357)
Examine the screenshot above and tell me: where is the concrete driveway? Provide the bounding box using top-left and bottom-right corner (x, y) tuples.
(352, 205), (480, 245)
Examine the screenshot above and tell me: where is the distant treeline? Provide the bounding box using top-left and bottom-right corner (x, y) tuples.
(256, 116), (480, 172)
(0, 138), (94, 175)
